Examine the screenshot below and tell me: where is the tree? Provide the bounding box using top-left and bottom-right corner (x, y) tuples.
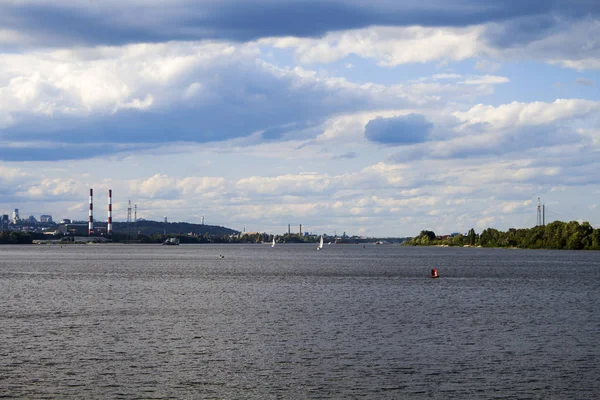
(466, 228), (477, 246)
(405, 221), (598, 250)
(452, 234), (464, 247)
(590, 229), (600, 250)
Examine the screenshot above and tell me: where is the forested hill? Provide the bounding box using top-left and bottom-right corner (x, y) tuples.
(110, 220), (239, 236)
(405, 220), (600, 250)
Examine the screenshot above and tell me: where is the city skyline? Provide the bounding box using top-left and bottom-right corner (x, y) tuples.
(1, 1), (599, 236)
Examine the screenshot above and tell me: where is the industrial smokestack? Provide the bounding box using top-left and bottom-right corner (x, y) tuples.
(299, 224), (302, 235)
(288, 224), (290, 234)
(88, 188), (94, 235)
(107, 189), (112, 234)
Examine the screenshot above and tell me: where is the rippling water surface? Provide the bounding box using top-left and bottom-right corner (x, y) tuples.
(1, 244), (599, 399)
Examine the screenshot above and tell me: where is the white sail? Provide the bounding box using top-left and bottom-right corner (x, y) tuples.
(272, 238), (275, 247)
(317, 235), (324, 250)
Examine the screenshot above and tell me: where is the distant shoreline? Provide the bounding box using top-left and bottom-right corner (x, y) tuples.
(404, 220), (600, 251)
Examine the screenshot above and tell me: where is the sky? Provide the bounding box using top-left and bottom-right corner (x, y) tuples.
(0, 0), (599, 237)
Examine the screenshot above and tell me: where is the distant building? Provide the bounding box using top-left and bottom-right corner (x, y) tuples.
(12, 208), (19, 223)
(1, 214), (9, 230)
(27, 215), (37, 224)
(239, 231), (260, 238)
(60, 219), (72, 224)
(40, 215), (53, 223)
(58, 224), (88, 235)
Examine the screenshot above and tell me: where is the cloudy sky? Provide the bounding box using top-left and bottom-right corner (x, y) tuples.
(1, 0), (599, 236)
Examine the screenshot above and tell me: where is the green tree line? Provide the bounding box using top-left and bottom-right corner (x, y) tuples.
(0, 231), (46, 244)
(404, 221), (600, 250)
(0, 231), (320, 245)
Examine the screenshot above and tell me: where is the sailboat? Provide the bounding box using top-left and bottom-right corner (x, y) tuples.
(272, 237), (276, 247)
(317, 236), (324, 251)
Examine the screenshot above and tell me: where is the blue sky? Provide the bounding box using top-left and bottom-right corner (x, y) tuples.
(0, 0), (599, 236)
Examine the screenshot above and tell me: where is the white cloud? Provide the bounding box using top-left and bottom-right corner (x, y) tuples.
(476, 216), (497, 230)
(556, 59), (600, 70)
(454, 99), (600, 131)
(0, 164), (27, 182)
(501, 200), (533, 214)
(474, 60), (501, 73)
(371, 195), (439, 208)
(132, 173), (226, 199)
(260, 18), (600, 71)
(432, 73), (462, 80)
(263, 26), (486, 66)
(177, 177), (226, 195)
(459, 75), (509, 85)
(577, 128), (600, 147)
(236, 173), (334, 195)
(0, 41), (259, 128)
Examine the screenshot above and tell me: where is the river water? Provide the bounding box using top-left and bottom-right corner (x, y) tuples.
(0, 244), (598, 399)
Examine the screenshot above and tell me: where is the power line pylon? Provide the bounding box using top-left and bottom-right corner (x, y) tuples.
(127, 200), (132, 239)
(127, 200), (132, 224)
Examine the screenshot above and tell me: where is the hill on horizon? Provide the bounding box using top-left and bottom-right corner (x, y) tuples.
(66, 220), (239, 236)
(113, 220), (239, 236)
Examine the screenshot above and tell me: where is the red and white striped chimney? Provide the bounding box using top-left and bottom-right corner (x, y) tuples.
(107, 189), (112, 234)
(88, 188), (94, 235)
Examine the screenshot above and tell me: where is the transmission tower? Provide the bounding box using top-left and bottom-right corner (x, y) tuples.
(127, 200), (132, 239)
(536, 197), (545, 226)
(127, 200), (132, 223)
(134, 204), (137, 234)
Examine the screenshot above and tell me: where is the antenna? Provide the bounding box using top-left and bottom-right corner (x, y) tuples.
(536, 197), (543, 227)
(127, 200), (132, 239)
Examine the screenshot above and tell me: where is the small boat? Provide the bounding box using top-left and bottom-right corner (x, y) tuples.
(374, 240), (391, 245)
(218, 255), (225, 259)
(431, 268), (439, 278)
(162, 237), (180, 245)
(317, 236), (324, 251)
(272, 238), (275, 248)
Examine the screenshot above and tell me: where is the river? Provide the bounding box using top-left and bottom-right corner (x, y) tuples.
(1, 244), (598, 398)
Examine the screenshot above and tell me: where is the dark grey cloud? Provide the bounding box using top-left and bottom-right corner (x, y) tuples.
(1, 0), (596, 49)
(483, 14), (560, 48)
(365, 114), (433, 145)
(0, 143), (153, 162)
